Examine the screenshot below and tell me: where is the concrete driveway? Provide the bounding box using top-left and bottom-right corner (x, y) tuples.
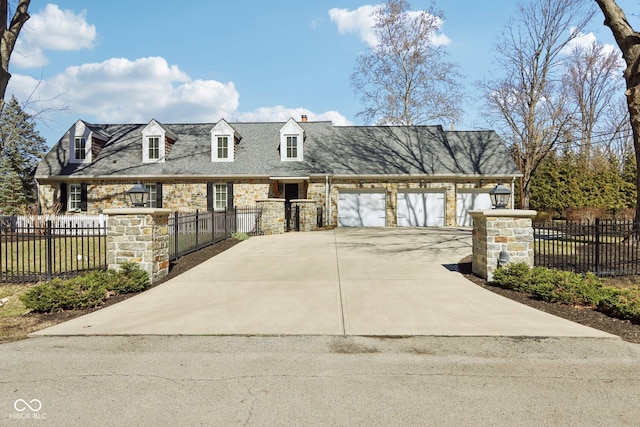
(34, 228), (614, 338)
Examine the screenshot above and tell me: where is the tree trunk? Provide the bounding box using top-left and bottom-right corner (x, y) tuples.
(0, 0), (31, 114)
(595, 0), (640, 225)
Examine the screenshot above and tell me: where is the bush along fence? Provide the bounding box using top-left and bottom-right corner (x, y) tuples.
(0, 215), (107, 283)
(534, 219), (640, 277)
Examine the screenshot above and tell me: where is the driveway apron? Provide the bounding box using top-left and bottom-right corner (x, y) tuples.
(33, 228), (614, 338)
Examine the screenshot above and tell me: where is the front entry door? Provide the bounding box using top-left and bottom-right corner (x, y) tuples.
(284, 183), (299, 202)
(284, 183), (299, 231)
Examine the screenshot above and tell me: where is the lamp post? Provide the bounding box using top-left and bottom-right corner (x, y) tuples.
(489, 182), (511, 209)
(128, 182), (149, 207)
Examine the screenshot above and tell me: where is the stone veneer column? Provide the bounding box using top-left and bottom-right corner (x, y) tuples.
(469, 209), (537, 282)
(291, 199), (319, 232)
(256, 199), (285, 235)
(104, 208), (171, 283)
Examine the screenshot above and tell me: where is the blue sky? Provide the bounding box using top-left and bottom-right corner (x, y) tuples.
(6, 0), (638, 146)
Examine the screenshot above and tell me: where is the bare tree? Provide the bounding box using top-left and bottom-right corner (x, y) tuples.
(563, 41), (625, 164)
(479, 0), (594, 209)
(0, 0), (30, 114)
(595, 0), (640, 223)
(351, 0), (463, 126)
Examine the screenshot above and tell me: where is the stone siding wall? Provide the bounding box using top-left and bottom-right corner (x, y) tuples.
(39, 178), (509, 226)
(105, 209), (171, 283)
(256, 199), (285, 235)
(470, 210), (536, 281)
(292, 199), (319, 232)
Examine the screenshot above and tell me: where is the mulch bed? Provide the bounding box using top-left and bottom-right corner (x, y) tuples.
(458, 261), (640, 344)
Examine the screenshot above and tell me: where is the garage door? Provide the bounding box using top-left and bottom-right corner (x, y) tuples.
(456, 191), (492, 226)
(397, 191), (445, 227)
(338, 191), (386, 227)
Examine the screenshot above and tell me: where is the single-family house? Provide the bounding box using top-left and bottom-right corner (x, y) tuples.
(35, 116), (521, 227)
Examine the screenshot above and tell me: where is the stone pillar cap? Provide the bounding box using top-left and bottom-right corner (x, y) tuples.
(469, 209), (537, 218)
(103, 208), (172, 215)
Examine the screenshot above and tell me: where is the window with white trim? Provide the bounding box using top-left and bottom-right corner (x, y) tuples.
(147, 184), (157, 208)
(215, 184), (227, 210)
(74, 138), (86, 160)
(148, 136), (160, 160)
(69, 184), (82, 211)
(286, 136), (298, 159)
(217, 136), (229, 159)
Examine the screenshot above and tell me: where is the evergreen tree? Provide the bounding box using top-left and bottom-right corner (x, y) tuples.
(0, 96), (47, 212)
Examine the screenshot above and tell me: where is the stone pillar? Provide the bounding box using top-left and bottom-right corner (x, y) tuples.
(469, 209), (537, 282)
(256, 199), (285, 235)
(291, 199), (319, 232)
(104, 208), (171, 283)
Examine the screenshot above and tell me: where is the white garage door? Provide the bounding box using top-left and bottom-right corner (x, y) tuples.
(456, 191), (492, 226)
(397, 191), (445, 227)
(338, 191), (386, 227)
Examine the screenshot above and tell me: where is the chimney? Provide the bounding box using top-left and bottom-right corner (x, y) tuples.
(301, 115), (308, 123)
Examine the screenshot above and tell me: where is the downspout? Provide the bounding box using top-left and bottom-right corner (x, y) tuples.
(325, 175), (330, 227)
(35, 178), (42, 214)
(511, 177), (516, 209)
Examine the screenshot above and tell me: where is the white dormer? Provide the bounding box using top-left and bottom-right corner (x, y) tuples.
(279, 118), (305, 162)
(141, 119), (176, 163)
(211, 119), (240, 162)
(69, 120), (92, 164)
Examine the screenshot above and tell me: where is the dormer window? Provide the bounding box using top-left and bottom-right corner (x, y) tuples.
(286, 136), (298, 159)
(69, 120), (94, 164)
(148, 136), (161, 160)
(217, 136), (229, 159)
(74, 137), (87, 160)
(142, 119), (176, 163)
(279, 118), (304, 162)
(211, 119), (240, 162)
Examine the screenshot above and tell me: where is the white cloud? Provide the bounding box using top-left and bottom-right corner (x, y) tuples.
(562, 28), (617, 56)
(329, 5), (380, 46)
(7, 57), (350, 128)
(13, 4), (97, 68)
(235, 106), (352, 126)
(8, 57), (239, 123)
(329, 4), (450, 47)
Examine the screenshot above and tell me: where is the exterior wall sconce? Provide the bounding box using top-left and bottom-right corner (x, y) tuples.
(498, 249), (510, 267)
(359, 181), (364, 188)
(128, 182), (149, 207)
(419, 180), (425, 188)
(489, 182), (511, 209)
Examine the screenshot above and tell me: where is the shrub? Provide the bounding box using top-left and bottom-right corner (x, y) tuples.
(107, 263), (150, 294)
(491, 262), (531, 290)
(491, 263), (640, 323)
(598, 287), (640, 324)
(20, 263), (150, 313)
(565, 207), (603, 224)
(232, 232), (250, 241)
(21, 277), (108, 312)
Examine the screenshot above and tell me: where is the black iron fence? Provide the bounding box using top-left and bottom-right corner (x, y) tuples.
(534, 219), (640, 277)
(0, 215), (107, 283)
(169, 207), (263, 261)
(285, 204), (300, 232)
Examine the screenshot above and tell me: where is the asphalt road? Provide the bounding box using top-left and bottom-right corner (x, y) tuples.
(2, 335), (639, 426)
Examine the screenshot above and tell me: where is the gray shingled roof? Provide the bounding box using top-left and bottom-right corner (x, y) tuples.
(35, 121), (521, 179)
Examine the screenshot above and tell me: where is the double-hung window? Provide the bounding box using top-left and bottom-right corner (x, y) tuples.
(286, 136), (298, 159)
(147, 184), (157, 208)
(217, 136), (229, 159)
(74, 138), (86, 160)
(69, 184), (82, 211)
(215, 184), (227, 210)
(148, 137), (160, 160)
